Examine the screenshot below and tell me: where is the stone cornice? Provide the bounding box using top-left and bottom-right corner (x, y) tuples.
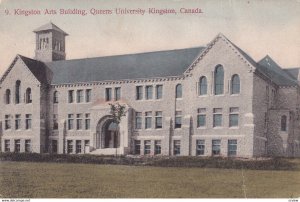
(51, 75), (186, 88)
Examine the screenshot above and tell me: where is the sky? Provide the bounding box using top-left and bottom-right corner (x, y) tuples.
(0, 0), (299, 75)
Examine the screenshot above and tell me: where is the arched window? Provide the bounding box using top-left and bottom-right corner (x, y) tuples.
(175, 84), (182, 98)
(25, 88), (32, 103)
(231, 74), (240, 94)
(53, 91), (59, 104)
(15, 80), (21, 104)
(199, 76), (207, 95)
(214, 65), (224, 95)
(281, 115), (287, 131)
(5, 89), (11, 104)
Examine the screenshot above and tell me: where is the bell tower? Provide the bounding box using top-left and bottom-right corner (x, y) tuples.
(34, 22), (68, 62)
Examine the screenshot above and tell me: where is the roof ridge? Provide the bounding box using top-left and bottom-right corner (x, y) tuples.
(46, 46), (205, 64)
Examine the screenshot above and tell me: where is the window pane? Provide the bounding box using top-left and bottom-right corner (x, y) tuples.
(229, 114), (239, 127)
(176, 84), (182, 98)
(214, 65), (224, 95)
(115, 87), (121, 101)
(213, 114), (222, 127)
(135, 140), (141, 155)
(135, 112), (142, 129)
(197, 115), (206, 127)
(231, 75), (240, 94)
(196, 140), (205, 155)
(212, 140), (221, 155)
(68, 90), (74, 103)
(155, 140), (161, 155)
(174, 140), (181, 155)
(199, 77), (207, 95)
(156, 85), (163, 99)
(281, 115), (287, 131)
(136, 86), (143, 100)
(146, 86), (153, 100)
(144, 140), (151, 155)
(105, 88), (112, 101)
(86, 89), (92, 102)
(228, 139), (237, 156)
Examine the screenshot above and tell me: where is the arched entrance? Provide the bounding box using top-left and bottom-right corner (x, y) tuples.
(96, 116), (120, 149)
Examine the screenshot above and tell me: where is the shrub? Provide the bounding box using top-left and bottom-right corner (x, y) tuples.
(0, 152), (297, 170)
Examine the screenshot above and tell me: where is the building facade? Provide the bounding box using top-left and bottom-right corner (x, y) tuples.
(0, 23), (300, 157)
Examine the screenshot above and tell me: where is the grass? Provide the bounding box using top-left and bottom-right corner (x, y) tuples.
(0, 161), (300, 198)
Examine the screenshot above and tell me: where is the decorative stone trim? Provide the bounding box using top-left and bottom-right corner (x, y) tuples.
(51, 76), (186, 88)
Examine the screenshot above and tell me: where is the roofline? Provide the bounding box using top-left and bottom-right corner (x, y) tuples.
(45, 46), (205, 64)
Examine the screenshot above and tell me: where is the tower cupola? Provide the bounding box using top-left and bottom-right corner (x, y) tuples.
(34, 22), (68, 62)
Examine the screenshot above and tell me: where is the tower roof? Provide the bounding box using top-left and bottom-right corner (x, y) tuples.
(33, 22), (68, 35)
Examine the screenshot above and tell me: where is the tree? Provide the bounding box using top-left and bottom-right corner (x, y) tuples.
(109, 102), (126, 124)
(109, 103), (126, 156)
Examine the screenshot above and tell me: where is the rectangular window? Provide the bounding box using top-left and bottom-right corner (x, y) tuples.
(15, 139), (20, 153)
(76, 140), (82, 154)
(52, 140), (58, 153)
(76, 114), (83, 130)
(67, 140), (73, 154)
(77, 90), (84, 103)
(68, 90), (74, 103)
(155, 140), (161, 155)
(229, 107), (239, 127)
(212, 139), (221, 156)
(173, 140), (181, 156)
(25, 139), (31, 153)
(115, 87), (121, 101)
(228, 139), (237, 156)
(135, 140), (141, 155)
(213, 108), (222, 127)
(145, 86), (153, 100)
(4, 140), (10, 152)
(25, 114), (32, 130)
(85, 113), (90, 130)
(68, 114), (74, 130)
(155, 111), (162, 129)
(156, 85), (163, 99)
(86, 89), (92, 102)
(135, 112), (142, 129)
(175, 111), (182, 128)
(53, 114), (58, 130)
(196, 140), (205, 155)
(105, 88), (112, 101)
(145, 111), (152, 129)
(136, 86), (143, 100)
(197, 108), (206, 128)
(144, 140), (151, 155)
(15, 114), (21, 130)
(5, 115), (11, 130)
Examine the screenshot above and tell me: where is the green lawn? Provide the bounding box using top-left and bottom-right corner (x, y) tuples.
(0, 161), (299, 198)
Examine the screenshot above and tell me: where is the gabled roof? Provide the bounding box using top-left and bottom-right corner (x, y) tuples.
(18, 55), (52, 84)
(45, 47), (205, 84)
(257, 56), (298, 86)
(33, 22), (68, 35)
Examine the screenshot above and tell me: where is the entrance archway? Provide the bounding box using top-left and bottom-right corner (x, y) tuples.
(96, 116), (120, 149)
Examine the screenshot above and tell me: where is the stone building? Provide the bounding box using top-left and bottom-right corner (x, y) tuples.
(0, 22), (299, 157)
